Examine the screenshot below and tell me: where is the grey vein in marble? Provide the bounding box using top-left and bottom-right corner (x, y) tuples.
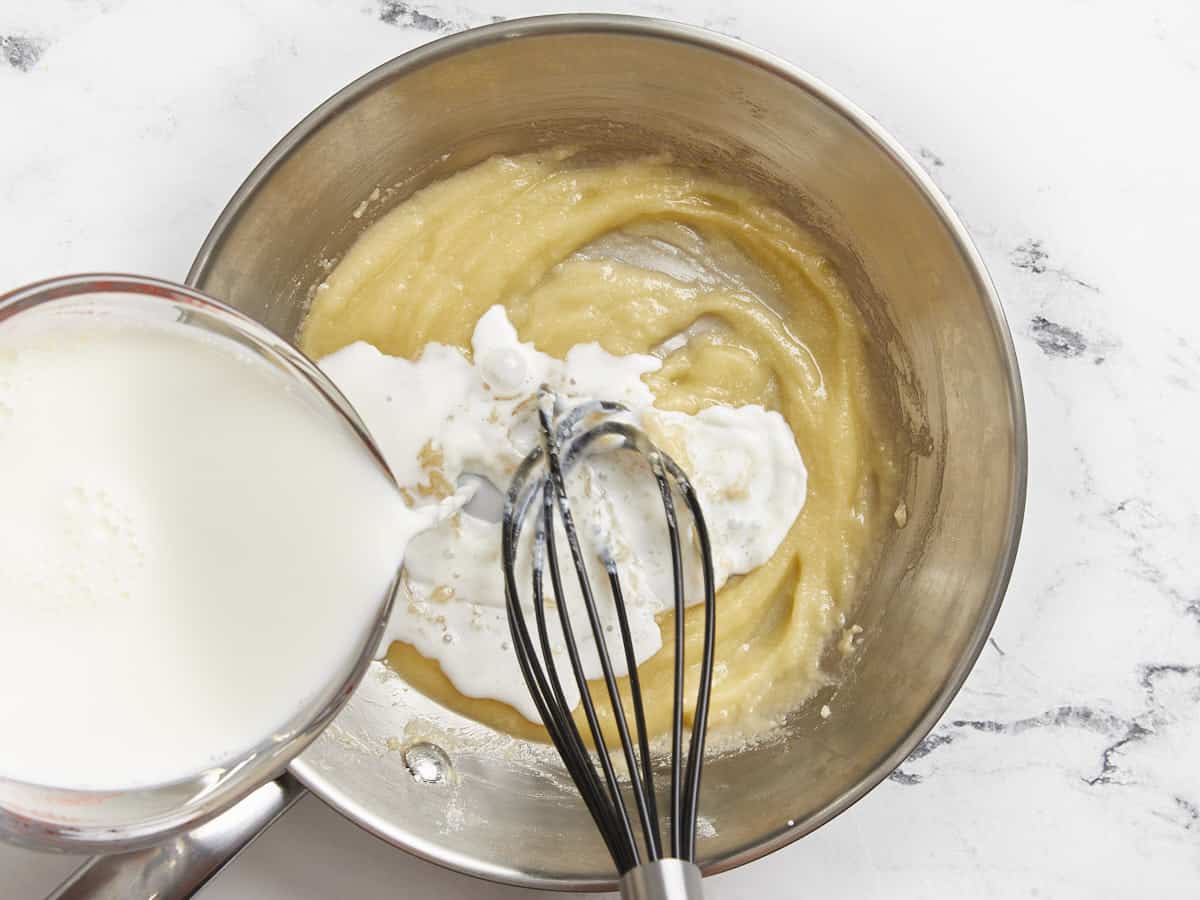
(1011, 238), (1098, 291)
(1102, 498), (1200, 624)
(891, 662), (1200, 833)
(890, 705), (1127, 786)
(1173, 796), (1199, 831)
(918, 146), (945, 168)
(1030, 314), (1088, 358)
(378, 1), (461, 32)
(1, 34), (46, 72)
(1013, 235), (1117, 362)
(1166, 334), (1199, 392)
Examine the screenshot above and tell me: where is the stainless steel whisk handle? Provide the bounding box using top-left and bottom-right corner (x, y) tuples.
(620, 859), (704, 900)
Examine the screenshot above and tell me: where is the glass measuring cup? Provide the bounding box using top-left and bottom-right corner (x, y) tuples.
(0, 274), (400, 855)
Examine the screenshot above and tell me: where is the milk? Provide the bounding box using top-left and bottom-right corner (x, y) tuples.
(0, 311), (428, 791)
(319, 306), (807, 721)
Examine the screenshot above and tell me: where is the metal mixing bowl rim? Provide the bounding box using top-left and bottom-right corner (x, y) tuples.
(187, 13), (1028, 892)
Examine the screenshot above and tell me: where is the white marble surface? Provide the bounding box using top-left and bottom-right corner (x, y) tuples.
(2, 0), (1199, 896)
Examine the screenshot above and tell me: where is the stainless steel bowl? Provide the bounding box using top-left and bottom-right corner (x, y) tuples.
(188, 14), (1026, 890)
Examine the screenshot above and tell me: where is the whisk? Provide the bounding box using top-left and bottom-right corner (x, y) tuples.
(502, 388), (716, 900)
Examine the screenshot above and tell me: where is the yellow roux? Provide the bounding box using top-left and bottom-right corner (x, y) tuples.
(301, 150), (902, 744)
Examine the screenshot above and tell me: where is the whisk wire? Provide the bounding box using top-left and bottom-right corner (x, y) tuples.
(539, 401), (659, 867)
(532, 524), (632, 868)
(672, 469), (716, 861)
(650, 453), (688, 860)
(562, 418), (706, 859)
(540, 486), (641, 868)
(502, 389), (715, 878)
(503, 447), (631, 868)
(604, 559), (663, 860)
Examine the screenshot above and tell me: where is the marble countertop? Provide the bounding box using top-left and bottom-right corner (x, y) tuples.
(3, 0), (1198, 896)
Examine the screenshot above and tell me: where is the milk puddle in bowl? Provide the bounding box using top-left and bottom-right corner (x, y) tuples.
(319, 305), (809, 724)
(0, 305), (431, 791)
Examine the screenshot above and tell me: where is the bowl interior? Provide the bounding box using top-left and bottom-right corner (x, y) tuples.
(189, 18), (1023, 890)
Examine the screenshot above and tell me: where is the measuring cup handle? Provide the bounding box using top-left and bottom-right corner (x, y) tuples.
(46, 773), (307, 900)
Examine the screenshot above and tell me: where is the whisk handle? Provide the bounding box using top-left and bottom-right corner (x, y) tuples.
(619, 859), (704, 900)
